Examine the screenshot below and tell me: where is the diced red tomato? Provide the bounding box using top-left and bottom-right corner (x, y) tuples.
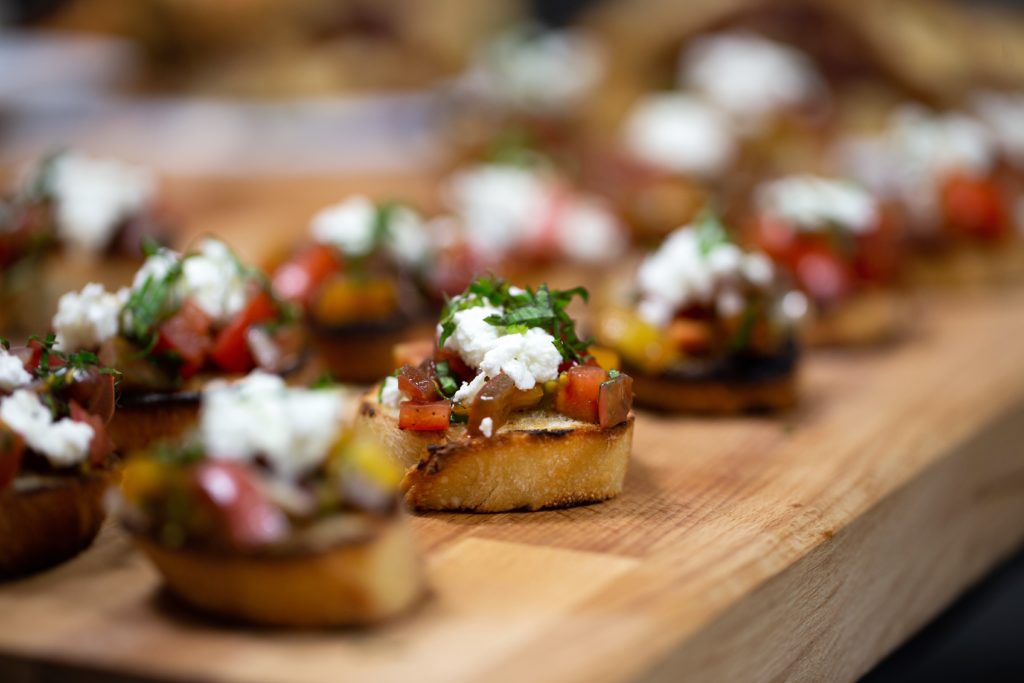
(209, 290), (278, 374)
(598, 374), (633, 429)
(398, 400), (452, 431)
(555, 365), (608, 424)
(853, 206), (905, 284)
(19, 339), (66, 374)
(940, 174), (1011, 242)
(67, 370), (116, 425)
(0, 426), (25, 491)
(468, 373), (517, 437)
(398, 365), (439, 402)
(272, 244), (341, 304)
(155, 299), (212, 378)
(794, 246), (852, 307)
(69, 401), (115, 467)
(191, 461), (290, 551)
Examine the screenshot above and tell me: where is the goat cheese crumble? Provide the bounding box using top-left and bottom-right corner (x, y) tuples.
(635, 224), (776, 327)
(200, 372), (344, 481)
(972, 91), (1024, 168)
(756, 175), (878, 234)
(311, 195), (430, 266)
(52, 282), (125, 352)
(0, 349), (32, 391)
(380, 375), (405, 410)
(469, 24), (604, 115)
(622, 93), (736, 177)
(48, 153), (155, 254)
(0, 390), (94, 466)
(447, 164), (622, 263)
(479, 417), (494, 438)
(681, 32), (825, 131)
(442, 302), (562, 394)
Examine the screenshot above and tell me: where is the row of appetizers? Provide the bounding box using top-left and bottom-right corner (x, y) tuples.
(0, 154), (1011, 625)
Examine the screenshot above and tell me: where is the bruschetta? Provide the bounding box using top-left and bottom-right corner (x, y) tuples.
(356, 277), (634, 512)
(116, 371), (424, 627)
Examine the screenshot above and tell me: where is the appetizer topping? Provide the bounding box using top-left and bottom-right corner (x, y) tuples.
(310, 195), (430, 267)
(972, 91), (1024, 168)
(599, 216), (798, 373)
(622, 93), (736, 178)
(0, 348), (32, 391)
(52, 283), (125, 352)
(680, 32), (825, 130)
(41, 152), (155, 253)
(635, 216), (777, 328)
(120, 372), (400, 552)
(468, 23), (604, 115)
(53, 239), (296, 387)
(0, 390), (93, 466)
(200, 373), (344, 481)
(756, 175), (878, 235)
(390, 278), (632, 435)
(446, 163), (624, 264)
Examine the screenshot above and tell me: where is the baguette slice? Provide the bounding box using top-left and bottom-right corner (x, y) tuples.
(0, 471), (113, 579)
(108, 392), (201, 455)
(311, 319), (435, 384)
(808, 289), (909, 348)
(357, 391), (634, 512)
(132, 514), (424, 627)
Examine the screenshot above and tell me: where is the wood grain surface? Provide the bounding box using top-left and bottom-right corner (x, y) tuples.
(0, 176), (1023, 683)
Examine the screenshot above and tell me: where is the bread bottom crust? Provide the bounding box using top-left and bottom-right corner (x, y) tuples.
(311, 320), (434, 384)
(910, 243), (1024, 288)
(357, 394), (634, 512)
(0, 472), (112, 579)
(630, 370), (798, 414)
(808, 289), (908, 348)
(133, 515), (425, 627)
(108, 396), (200, 455)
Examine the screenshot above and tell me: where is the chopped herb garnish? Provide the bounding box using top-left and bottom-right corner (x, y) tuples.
(311, 372), (338, 389)
(439, 277), (592, 363)
(449, 411), (469, 424)
(695, 210), (730, 256)
(434, 361), (460, 398)
(608, 369), (620, 380)
(120, 255), (184, 351)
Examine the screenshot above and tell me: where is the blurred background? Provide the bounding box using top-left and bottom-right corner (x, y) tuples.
(1, 0), (1022, 680)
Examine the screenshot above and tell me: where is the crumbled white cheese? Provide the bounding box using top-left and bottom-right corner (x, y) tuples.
(132, 248), (178, 289)
(200, 372), (343, 480)
(554, 197), (625, 264)
(622, 93), (736, 177)
(635, 225), (776, 327)
(386, 205), (432, 267)
(972, 91), (1024, 168)
(181, 238), (250, 324)
(479, 417), (494, 438)
(442, 305), (504, 369)
(380, 375), (406, 410)
(48, 153), (155, 254)
(886, 106), (998, 227)
(469, 24), (604, 115)
(452, 372), (487, 404)
(681, 31), (825, 131)
(0, 349), (32, 391)
(0, 389), (94, 466)
(756, 175), (878, 234)
(442, 302), (562, 392)
(447, 164), (621, 264)
(446, 164), (548, 258)
(52, 282), (124, 352)
(477, 327), (562, 391)
(311, 196), (378, 258)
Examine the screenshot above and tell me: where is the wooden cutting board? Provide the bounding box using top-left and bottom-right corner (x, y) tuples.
(0, 177), (1023, 682)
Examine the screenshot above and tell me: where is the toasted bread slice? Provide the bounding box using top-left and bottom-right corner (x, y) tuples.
(108, 392), (201, 455)
(630, 369), (797, 414)
(356, 391), (633, 512)
(131, 514), (424, 627)
(0, 472), (113, 579)
(311, 319), (435, 384)
(808, 289), (908, 348)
